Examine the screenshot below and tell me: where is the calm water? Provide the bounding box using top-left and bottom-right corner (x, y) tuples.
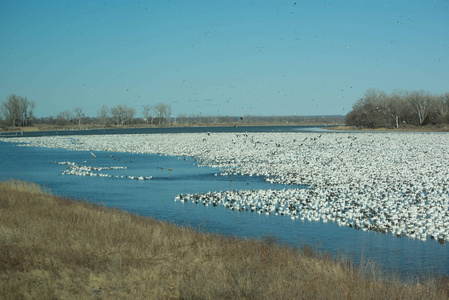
(0, 127), (447, 278)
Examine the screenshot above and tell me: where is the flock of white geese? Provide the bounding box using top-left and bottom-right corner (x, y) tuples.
(50, 161), (153, 180)
(2, 131), (448, 244)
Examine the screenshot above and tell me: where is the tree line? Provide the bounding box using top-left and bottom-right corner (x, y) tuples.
(0, 95), (175, 128)
(345, 89), (449, 128)
(3, 90), (448, 130)
(42, 103), (173, 127)
(1, 94), (346, 129)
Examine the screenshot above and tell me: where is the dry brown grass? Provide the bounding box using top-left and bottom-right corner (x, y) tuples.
(1, 180), (448, 299)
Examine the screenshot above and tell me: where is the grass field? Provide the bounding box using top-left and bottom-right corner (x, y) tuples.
(1, 180), (448, 299)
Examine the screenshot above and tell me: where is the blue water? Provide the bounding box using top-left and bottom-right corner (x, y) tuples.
(1, 130), (447, 278)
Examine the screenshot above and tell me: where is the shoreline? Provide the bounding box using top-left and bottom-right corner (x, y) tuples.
(2, 122), (449, 136)
(0, 122), (341, 132)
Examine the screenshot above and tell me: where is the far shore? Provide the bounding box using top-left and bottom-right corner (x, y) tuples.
(2, 122), (449, 135)
(0, 122), (342, 134)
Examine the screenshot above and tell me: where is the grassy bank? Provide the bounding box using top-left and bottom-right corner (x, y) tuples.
(1, 180), (447, 299)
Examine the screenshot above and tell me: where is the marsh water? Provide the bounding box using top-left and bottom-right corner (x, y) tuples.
(0, 126), (447, 278)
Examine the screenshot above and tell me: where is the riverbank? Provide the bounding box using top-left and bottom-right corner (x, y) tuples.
(1, 180), (447, 299)
(2, 122), (448, 136)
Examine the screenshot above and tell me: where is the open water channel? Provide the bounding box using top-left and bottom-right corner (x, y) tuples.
(0, 126), (447, 278)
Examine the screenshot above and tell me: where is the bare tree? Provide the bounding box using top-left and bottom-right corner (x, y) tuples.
(345, 89), (389, 128)
(97, 105), (109, 126)
(1, 94), (33, 127)
(0, 103), (10, 125)
(386, 90), (407, 128)
(73, 107), (84, 128)
(433, 93), (449, 124)
(346, 89), (449, 128)
(57, 110), (72, 125)
(110, 105), (135, 125)
(142, 105), (152, 125)
(110, 105), (124, 126)
(124, 107), (136, 125)
(18, 97), (29, 126)
(166, 104), (172, 124)
(154, 102), (168, 124)
(29, 101), (35, 125)
(407, 90), (434, 126)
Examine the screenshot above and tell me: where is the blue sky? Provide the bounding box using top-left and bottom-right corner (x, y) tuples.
(1, 0), (448, 118)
